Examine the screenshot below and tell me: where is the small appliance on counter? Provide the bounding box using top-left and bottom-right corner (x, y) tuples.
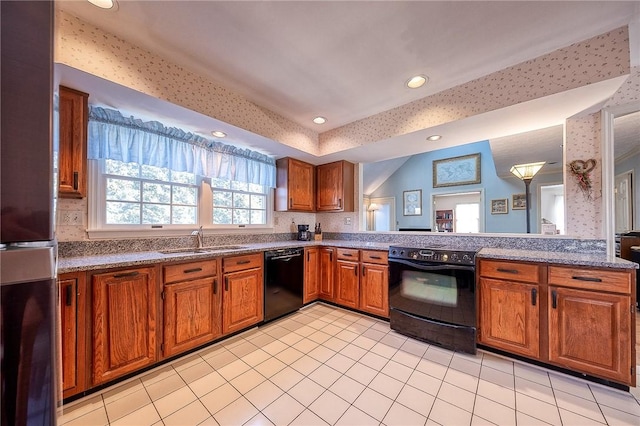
(297, 224), (311, 241)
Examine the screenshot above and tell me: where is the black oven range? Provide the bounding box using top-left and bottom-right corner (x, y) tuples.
(388, 245), (478, 354)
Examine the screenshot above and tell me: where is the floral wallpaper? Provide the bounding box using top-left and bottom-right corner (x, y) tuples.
(55, 10), (636, 241)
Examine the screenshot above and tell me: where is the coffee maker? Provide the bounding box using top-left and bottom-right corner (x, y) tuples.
(297, 224), (311, 241)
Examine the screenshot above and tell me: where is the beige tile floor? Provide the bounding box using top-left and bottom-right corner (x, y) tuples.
(60, 303), (640, 426)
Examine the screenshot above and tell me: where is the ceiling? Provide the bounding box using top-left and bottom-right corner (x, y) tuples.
(57, 1), (639, 168)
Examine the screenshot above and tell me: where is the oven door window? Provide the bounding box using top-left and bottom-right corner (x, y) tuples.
(389, 261), (475, 327)
(401, 270), (458, 307)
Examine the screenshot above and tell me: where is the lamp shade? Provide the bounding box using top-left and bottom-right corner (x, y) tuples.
(510, 162), (545, 180)
(368, 203), (380, 211)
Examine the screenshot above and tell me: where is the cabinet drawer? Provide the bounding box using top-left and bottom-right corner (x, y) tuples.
(223, 253), (262, 273)
(336, 248), (359, 261)
(164, 260), (217, 284)
(548, 266), (631, 294)
(361, 250), (388, 264)
(479, 260), (540, 283)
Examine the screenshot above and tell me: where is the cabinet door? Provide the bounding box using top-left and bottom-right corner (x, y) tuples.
(304, 247), (319, 303)
(58, 86), (88, 198)
(59, 273), (87, 398)
(335, 260), (359, 309)
(319, 247), (335, 301)
(222, 268), (263, 334)
(360, 263), (389, 317)
(275, 158), (315, 211)
(549, 286), (632, 385)
(91, 267), (158, 386)
(163, 276), (221, 357)
(479, 278), (540, 358)
(316, 161), (354, 212)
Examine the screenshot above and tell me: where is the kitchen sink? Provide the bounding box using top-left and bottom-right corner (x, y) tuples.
(159, 245), (247, 255)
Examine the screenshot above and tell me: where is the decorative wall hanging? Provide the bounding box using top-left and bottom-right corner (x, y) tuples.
(403, 189), (422, 216)
(433, 153), (481, 187)
(512, 193), (527, 210)
(568, 159), (596, 200)
(490, 199), (508, 214)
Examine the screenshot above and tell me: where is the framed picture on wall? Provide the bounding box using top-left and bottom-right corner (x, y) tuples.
(403, 190), (422, 216)
(433, 153), (481, 188)
(512, 193), (527, 210)
(490, 198), (508, 214)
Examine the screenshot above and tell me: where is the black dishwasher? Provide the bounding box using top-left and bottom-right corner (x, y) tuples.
(264, 247), (304, 322)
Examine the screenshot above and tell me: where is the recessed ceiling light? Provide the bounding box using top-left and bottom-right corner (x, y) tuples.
(211, 131), (227, 138)
(426, 135), (442, 141)
(406, 75), (428, 89)
(313, 116), (327, 124)
(87, 0), (117, 10)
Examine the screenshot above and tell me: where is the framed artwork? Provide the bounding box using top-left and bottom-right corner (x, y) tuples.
(403, 190), (422, 216)
(512, 193), (527, 210)
(433, 153), (481, 188)
(490, 198), (508, 214)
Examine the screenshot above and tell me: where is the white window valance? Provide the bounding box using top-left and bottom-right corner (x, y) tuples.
(88, 106), (276, 187)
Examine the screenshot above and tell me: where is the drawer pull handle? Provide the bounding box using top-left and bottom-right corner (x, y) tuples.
(551, 290), (557, 309)
(225, 276), (229, 291)
(497, 268), (519, 274)
(571, 276), (602, 283)
(369, 255), (382, 260)
(531, 288), (537, 306)
(237, 260), (251, 265)
(65, 284), (73, 306)
(213, 279), (217, 294)
(184, 267), (202, 274)
(114, 271), (139, 279)
(73, 171), (79, 191)
(343, 253), (353, 257)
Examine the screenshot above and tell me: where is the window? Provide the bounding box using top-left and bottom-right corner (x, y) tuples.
(102, 159), (198, 225)
(210, 178), (267, 226)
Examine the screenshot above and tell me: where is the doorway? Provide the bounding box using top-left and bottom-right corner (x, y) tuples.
(614, 170), (633, 233)
(432, 191), (483, 233)
(539, 184), (565, 235)
(367, 197), (395, 231)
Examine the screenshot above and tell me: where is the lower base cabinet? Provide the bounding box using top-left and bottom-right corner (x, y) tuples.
(91, 267), (159, 386)
(222, 254), (264, 335)
(58, 272), (87, 398)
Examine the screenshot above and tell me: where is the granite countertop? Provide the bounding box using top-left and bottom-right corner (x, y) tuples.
(477, 248), (638, 270)
(57, 240), (391, 273)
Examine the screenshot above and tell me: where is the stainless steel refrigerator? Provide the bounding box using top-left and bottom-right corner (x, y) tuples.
(1, 1), (57, 425)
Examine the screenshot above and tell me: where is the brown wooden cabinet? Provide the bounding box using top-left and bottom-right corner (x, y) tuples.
(316, 161), (354, 212)
(162, 260), (221, 358)
(222, 253), (263, 334)
(548, 266), (634, 385)
(91, 266), (159, 386)
(304, 247), (320, 303)
(319, 247), (335, 301)
(359, 250), (389, 317)
(58, 272), (87, 398)
(335, 248), (360, 309)
(478, 259), (541, 358)
(58, 86), (88, 198)
(275, 157), (315, 211)
(478, 258), (636, 386)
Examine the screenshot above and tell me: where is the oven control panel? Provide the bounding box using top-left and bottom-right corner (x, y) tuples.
(388, 246), (476, 265)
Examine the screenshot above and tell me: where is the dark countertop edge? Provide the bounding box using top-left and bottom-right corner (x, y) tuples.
(58, 240), (637, 274)
(477, 248), (638, 270)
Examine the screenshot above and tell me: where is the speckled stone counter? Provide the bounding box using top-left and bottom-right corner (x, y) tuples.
(477, 248), (638, 270)
(57, 240), (391, 274)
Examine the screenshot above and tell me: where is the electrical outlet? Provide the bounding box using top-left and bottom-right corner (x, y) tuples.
(344, 217), (352, 226)
(59, 210), (83, 226)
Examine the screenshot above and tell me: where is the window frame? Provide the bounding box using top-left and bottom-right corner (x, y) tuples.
(87, 159), (274, 239)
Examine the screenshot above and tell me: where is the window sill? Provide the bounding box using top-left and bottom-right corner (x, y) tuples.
(86, 226), (276, 240)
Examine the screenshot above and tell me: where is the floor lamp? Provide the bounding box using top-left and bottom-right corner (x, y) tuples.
(368, 203), (379, 231)
(510, 162), (545, 233)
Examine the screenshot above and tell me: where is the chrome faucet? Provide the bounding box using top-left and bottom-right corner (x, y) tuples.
(191, 226), (204, 248)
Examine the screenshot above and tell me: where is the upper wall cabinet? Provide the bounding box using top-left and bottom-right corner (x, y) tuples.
(275, 157), (315, 212)
(58, 86), (88, 198)
(317, 160), (354, 212)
